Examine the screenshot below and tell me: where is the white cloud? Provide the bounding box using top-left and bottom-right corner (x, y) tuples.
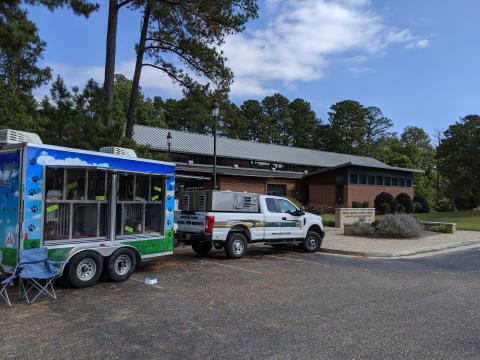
(222, 0), (430, 96)
(36, 151), (109, 168)
(39, 61), (184, 100)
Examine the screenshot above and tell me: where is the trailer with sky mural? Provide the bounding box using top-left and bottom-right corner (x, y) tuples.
(0, 129), (175, 288)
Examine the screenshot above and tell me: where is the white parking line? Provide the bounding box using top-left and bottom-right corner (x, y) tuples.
(198, 259), (262, 274)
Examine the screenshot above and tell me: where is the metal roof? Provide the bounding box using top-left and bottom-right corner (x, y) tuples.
(133, 125), (421, 173)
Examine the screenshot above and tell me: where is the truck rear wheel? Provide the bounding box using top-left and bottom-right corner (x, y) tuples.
(192, 242), (212, 255)
(302, 231), (322, 253)
(68, 251), (103, 288)
(225, 233), (248, 259)
(106, 248), (136, 282)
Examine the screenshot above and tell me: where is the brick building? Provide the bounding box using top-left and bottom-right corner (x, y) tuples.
(133, 125), (421, 211)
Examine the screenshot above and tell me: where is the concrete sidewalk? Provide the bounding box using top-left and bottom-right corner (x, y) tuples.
(321, 228), (480, 258)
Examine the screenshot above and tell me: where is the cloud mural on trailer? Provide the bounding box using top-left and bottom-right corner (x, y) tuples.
(23, 145), (175, 248)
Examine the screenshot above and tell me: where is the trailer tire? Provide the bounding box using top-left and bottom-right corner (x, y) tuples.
(106, 248), (136, 282)
(225, 232), (248, 259)
(302, 231), (322, 253)
(192, 242), (213, 256)
(68, 251), (103, 288)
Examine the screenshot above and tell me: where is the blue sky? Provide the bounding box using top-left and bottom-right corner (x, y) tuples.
(27, 0), (480, 137)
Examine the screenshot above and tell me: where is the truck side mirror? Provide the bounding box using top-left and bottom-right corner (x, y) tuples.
(299, 206), (305, 215)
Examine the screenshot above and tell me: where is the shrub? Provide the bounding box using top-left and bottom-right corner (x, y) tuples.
(413, 194), (430, 213)
(413, 201), (423, 213)
(428, 224), (453, 234)
(374, 192), (394, 214)
(379, 203), (391, 214)
(376, 214), (424, 238)
(393, 202), (405, 214)
(350, 219), (374, 236)
(323, 219), (336, 227)
(352, 200), (363, 208)
(352, 200), (369, 208)
(436, 198), (452, 212)
(395, 192), (414, 213)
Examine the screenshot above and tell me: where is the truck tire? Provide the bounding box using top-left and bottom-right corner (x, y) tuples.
(192, 242), (213, 255)
(106, 248), (136, 282)
(68, 251), (103, 288)
(225, 232), (248, 259)
(302, 231), (322, 253)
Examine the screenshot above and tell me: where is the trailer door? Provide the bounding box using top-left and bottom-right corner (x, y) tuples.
(0, 149), (21, 268)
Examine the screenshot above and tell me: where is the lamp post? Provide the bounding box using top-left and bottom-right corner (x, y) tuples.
(211, 101), (220, 190)
(166, 131), (172, 161)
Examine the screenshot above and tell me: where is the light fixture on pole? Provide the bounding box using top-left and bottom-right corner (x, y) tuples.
(166, 131), (172, 161)
(211, 101), (220, 190)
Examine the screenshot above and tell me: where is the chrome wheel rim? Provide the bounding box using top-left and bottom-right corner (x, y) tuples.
(114, 254), (131, 276)
(77, 258), (96, 282)
(232, 239), (245, 255)
(306, 237), (317, 249)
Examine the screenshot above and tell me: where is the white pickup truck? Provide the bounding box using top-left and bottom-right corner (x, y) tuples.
(175, 190), (325, 259)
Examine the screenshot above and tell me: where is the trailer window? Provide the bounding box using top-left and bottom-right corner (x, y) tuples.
(66, 169), (86, 200)
(87, 171), (107, 201)
(116, 174), (165, 237)
(45, 168), (64, 200)
(44, 168), (110, 242)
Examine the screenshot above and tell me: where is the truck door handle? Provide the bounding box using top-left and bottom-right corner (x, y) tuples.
(282, 217), (287, 220)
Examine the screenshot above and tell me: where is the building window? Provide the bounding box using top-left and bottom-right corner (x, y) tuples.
(267, 184), (286, 197)
(406, 178), (412, 187)
(384, 177), (391, 186)
(392, 177), (398, 187)
(399, 178), (405, 187)
(350, 173), (358, 184)
(359, 174), (367, 185)
(376, 175), (384, 186)
(368, 175), (375, 185)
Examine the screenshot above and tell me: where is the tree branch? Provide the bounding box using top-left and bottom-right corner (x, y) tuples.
(142, 63), (193, 89)
(118, 0), (134, 8)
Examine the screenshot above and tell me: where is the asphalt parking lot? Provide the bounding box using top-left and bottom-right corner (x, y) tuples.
(2, 245), (480, 360)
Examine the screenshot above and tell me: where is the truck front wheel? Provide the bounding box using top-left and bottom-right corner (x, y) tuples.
(225, 233), (248, 259)
(302, 231), (322, 253)
(192, 242), (213, 255)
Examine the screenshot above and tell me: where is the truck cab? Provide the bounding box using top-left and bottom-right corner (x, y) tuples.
(175, 190), (325, 259)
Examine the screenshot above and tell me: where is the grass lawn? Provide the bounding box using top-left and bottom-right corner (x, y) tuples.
(414, 210), (480, 231)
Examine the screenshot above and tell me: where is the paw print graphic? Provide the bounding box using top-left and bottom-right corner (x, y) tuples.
(32, 175), (39, 183)
(167, 220), (171, 226)
(168, 185), (174, 191)
(167, 195), (171, 200)
(29, 158), (37, 166)
(167, 206), (172, 212)
(31, 205), (39, 213)
(28, 224), (36, 232)
(28, 188), (36, 196)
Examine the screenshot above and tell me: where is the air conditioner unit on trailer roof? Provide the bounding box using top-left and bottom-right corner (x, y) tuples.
(99, 146), (137, 158)
(0, 129), (43, 145)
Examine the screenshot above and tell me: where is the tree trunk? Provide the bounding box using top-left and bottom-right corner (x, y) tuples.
(125, 1), (152, 138)
(104, 0), (119, 126)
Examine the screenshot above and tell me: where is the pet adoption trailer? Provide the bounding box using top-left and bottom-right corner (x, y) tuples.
(0, 129), (175, 288)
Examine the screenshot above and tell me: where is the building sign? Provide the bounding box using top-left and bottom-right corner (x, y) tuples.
(335, 208), (375, 228)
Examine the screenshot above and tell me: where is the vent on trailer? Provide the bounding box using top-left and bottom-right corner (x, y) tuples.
(0, 129), (43, 145)
(99, 147), (137, 158)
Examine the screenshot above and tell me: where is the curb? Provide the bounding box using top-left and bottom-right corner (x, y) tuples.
(320, 239), (480, 258)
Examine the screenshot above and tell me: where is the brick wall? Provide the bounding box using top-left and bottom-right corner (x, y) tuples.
(345, 185), (414, 207)
(219, 176), (267, 194)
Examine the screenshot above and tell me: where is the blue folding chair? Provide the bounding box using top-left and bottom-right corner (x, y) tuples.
(0, 251), (20, 307)
(18, 247), (66, 305)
